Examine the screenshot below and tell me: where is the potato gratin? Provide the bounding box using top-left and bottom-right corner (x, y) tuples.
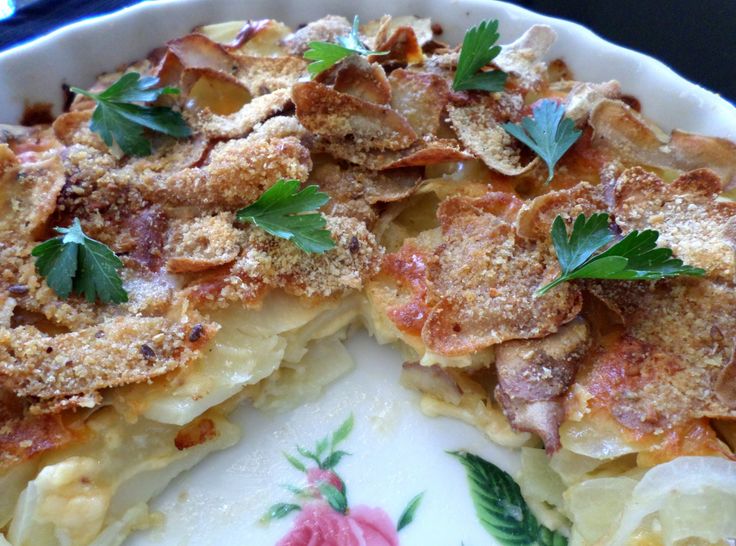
(1, 14), (736, 546)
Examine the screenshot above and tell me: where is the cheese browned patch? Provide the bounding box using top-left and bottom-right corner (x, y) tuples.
(422, 193), (582, 356)
(0, 389), (74, 469)
(581, 277), (736, 432)
(613, 167), (736, 281)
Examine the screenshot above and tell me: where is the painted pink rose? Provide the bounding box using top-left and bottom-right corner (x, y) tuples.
(276, 502), (399, 546)
(307, 468), (345, 493)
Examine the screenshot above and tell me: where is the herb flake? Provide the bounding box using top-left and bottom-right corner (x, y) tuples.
(31, 218), (128, 304)
(503, 99), (581, 184)
(235, 179), (335, 254)
(304, 16), (387, 77)
(537, 212), (706, 295)
(452, 19), (507, 92)
(71, 72), (191, 157)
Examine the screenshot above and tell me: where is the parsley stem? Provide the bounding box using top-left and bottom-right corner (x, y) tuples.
(536, 277), (566, 297)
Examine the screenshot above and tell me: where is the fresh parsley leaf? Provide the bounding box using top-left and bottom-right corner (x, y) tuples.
(537, 213), (706, 296)
(235, 179), (336, 254)
(318, 483), (348, 514)
(304, 16), (387, 77)
(31, 218), (128, 304)
(260, 503), (301, 523)
(450, 451), (567, 546)
(452, 19), (508, 92)
(503, 99), (581, 184)
(397, 492), (424, 531)
(71, 72), (191, 157)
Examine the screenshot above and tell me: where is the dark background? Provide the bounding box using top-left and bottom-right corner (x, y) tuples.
(1, 0), (734, 103)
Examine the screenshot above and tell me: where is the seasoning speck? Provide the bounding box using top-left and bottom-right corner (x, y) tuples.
(140, 344), (156, 360)
(8, 284), (29, 295)
(188, 324), (204, 343)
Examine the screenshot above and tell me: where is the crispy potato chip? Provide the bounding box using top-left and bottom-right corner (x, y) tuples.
(591, 99), (736, 188)
(447, 95), (539, 176)
(167, 33), (237, 73)
(422, 193), (582, 356)
(317, 137), (471, 170)
(389, 69), (450, 137)
(0, 153), (66, 240)
(371, 24), (424, 65)
(236, 55), (307, 96)
(281, 15), (351, 55)
(292, 81), (416, 151)
(613, 167), (736, 281)
(181, 67), (252, 115)
(332, 56), (392, 105)
(0, 317), (217, 411)
(363, 15), (434, 48)
(495, 25), (557, 89)
(166, 212), (242, 273)
(186, 88), (292, 139)
(517, 182), (607, 240)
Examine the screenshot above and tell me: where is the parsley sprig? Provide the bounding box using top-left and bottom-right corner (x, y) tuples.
(452, 19), (508, 92)
(303, 16), (387, 77)
(31, 218), (128, 304)
(537, 213), (706, 296)
(503, 99), (581, 184)
(236, 179), (335, 254)
(71, 72), (191, 157)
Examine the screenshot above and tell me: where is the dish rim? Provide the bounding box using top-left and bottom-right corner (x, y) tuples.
(0, 0), (734, 130)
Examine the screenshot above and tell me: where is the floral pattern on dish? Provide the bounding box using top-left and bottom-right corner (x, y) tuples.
(264, 415), (424, 545)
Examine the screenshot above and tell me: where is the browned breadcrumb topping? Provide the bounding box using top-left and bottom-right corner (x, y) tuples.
(614, 167), (736, 282)
(423, 193), (582, 356)
(0, 316), (215, 401)
(234, 215), (382, 298)
(166, 212), (243, 273)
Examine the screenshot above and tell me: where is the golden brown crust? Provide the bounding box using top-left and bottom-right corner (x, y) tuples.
(389, 69), (450, 137)
(331, 55), (392, 105)
(0, 316), (217, 411)
(165, 212), (243, 273)
(613, 167), (736, 281)
(155, 134), (312, 210)
(422, 193), (582, 356)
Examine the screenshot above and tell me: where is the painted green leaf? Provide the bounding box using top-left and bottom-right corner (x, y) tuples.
(296, 445), (321, 467)
(330, 414), (354, 450)
(322, 450), (350, 470)
(261, 503), (301, 523)
(319, 483), (348, 514)
(283, 452), (307, 473)
(450, 451), (567, 546)
(397, 492), (424, 531)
